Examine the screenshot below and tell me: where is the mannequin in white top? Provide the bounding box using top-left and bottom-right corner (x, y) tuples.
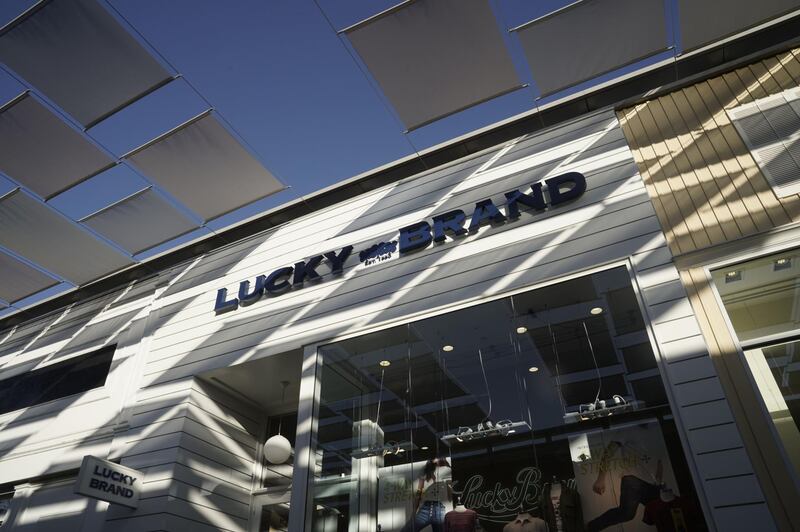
(401, 458), (452, 532)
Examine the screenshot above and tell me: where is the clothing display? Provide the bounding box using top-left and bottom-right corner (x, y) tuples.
(643, 495), (702, 532)
(539, 481), (584, 532)
(444, 508), (478, 532)
(551, 482), (563, 532)
(502, 512), (546, 532)
(586, 476), (659, 532)
(401, 501), (447, 532)
(421, 465), (453, 503)
(400, 460), (452, 532)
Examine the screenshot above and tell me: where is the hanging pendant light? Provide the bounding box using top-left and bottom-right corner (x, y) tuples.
(264, 381), (292, 464)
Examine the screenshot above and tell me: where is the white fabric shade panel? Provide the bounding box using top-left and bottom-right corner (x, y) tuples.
(515, 0), (668, 96)
(0, 93), (114, 199)
(125, 112), (284, 221)
(345, 0), (521, 131)
(678, 0), (800, 52)
(82, 187), (199, 255)
(0, 249), (58, 303)
(0, 190), (134, 285)
(0, 0), (172, 127)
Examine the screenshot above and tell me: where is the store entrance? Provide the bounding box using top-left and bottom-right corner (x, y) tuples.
(201, 349), (302, 532)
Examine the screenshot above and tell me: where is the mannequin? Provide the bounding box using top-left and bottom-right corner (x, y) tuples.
(538, 478), (584, 532)
(502, 508), (546, 532)
(550, 479), (563, 532)
(643, 485), (703, 531)
(659, 486), (676, 502)
(445, 497), (478, 532)
(400, 458), (452, 532)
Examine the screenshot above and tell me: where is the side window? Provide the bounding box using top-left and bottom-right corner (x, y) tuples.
(712, 250), (800, 478)
(0, 344), (115, 415)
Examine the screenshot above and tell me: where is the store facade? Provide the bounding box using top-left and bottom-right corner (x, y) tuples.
(0, 103), (785, 531)
(617, 46), (800, 531)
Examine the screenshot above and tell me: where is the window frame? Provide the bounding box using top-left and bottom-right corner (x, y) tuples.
(0, 343), (117, 417)
(704, 245), (800, 487)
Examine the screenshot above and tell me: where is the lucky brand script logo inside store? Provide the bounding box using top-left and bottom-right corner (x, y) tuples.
(213, 172), (586, 313)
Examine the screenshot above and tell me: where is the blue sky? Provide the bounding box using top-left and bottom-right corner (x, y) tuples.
(0, 0), (682, 312)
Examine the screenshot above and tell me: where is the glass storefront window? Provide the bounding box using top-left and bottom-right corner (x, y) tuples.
(308, 266), (706, 532)
(712, 251), (800, 478)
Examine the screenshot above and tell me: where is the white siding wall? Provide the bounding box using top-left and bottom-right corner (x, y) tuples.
(0, 279), (157, 486)
(0, 109), (773, 531)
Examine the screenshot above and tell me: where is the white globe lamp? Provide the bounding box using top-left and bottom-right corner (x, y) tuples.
(264, 434), (292, 464)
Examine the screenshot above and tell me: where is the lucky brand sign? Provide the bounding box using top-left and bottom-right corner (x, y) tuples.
(75, 456), (142, 509)
(213, 171), (587, 313)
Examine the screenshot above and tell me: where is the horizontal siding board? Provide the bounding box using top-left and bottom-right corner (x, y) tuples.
(646, 297), (695, 325)
(687, 423), (744, 454)
(630, 244), (672, 271)
(123, 431), (253, 475)
(119, 447), (181, 471)
(713, 504), (778, 532)
(107, 494), (246, 531)
(652, 315), (702, 344)
(125, 416), (256, 458)
(673, 377), (726, 406)
(640, 278), (688, 306)
(146, 462), (253, 505)
(129, 402), (259, 446)
(665, 351), (717, 383)
(140, 478), (250, 520)
(680, 399), (735, 430)
(634, 262), (681, 289)
(705, 475), (766, 507)
(695, 447), (754, 480)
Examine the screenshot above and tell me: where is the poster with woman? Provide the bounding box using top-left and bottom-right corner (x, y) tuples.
(569, 419), (680, 532)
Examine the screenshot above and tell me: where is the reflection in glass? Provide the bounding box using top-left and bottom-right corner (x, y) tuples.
(712, 250), (800, 342)
(713, 250), (800, 478)
(309, 267), (706, 531)
(743, 341), (800, 476)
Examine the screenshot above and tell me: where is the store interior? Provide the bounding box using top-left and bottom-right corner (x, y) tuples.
(309, 266), (707, 532)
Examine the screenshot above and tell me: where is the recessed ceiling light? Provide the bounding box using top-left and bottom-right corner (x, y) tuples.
(725, 270), (742, 283)
(590, 307), (603, 315)
(528, 366), (539, 373)
(379, 360), (391, 367)
(774, 258), (792, 271)
(421, 446), (429, 450)
(442, 345), (454, 352)
(516, 326), (528, 334)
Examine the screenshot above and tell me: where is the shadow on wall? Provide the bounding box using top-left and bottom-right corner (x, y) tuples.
(617, 47), (800, 258)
